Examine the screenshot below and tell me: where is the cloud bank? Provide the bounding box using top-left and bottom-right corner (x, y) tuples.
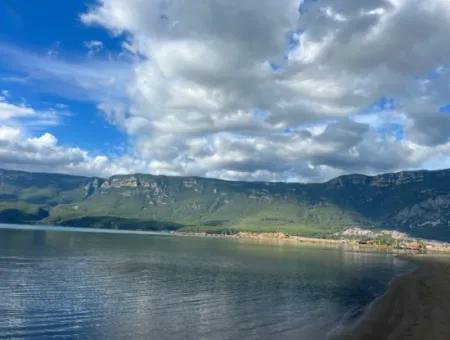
(3, 0), (450, 181)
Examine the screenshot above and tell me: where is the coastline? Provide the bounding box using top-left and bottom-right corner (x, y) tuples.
(336, 254), (450, 340)
(2, 221), (450, 253)
(174, 230), (450, 253)
(175, 231), (450, 339)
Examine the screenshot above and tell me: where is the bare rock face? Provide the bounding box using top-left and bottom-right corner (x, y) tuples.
(101, 175), (140, 189)
(98, 175), (172, 205)
(247, 188), (273, 201)
(371, 171), (428, 187)
(326, 174), (370, 188)
(183, 178), (197, 188)
(327, 169), (450, 188)
(393, 194), (450, 230)
(83, 178), (103, 198)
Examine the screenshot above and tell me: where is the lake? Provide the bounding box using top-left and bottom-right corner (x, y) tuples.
(0, 224), (412, 339)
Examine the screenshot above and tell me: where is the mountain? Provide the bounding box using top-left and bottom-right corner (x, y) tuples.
(0, 168), (449, 240)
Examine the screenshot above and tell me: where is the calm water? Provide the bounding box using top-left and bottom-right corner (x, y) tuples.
(0, 224), (412, 339)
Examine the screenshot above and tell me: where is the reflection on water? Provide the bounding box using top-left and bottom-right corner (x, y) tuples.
(0, 225), (412, 339)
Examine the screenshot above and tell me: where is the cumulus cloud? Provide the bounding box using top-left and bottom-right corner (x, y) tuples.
(2, 0), (449, 181)
(0, 125), (109, 176)
(0, 96), (62, 129)
(0, 97), (34, 120)
(0, 97), (120, 177)
(404, 99), (450, 146)
(74, 0), (450, 181)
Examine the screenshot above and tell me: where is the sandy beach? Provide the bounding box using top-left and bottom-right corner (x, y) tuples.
(339, 255), (450, 340)
(175, 231), (450, 254)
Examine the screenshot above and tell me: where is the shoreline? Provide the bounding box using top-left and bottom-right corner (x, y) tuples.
(175, 230), (389, 254)
(174, 230), (450, 254)
(336, 254), (450, 340)
(2, 222), (450, 253)
(175, 231), (450, 338)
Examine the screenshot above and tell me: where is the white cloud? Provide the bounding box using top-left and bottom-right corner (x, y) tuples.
(0, 98), (35, 120)
(3, 0), (450, 182)
(0, 43), (132, 103)
(0, 125), (110, 176)
(75, 0), (450, 181)
(0, 96), (64, 131)
(84, 40), (104, 55)
(0, 97), (121, 177)
(0, 126), (21, 140)
(320, 7), (347, 22)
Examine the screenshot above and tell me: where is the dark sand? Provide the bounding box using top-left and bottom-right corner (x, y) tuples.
(338, 255), (450, 340)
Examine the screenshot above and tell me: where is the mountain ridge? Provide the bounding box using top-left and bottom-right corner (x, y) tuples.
(0, 167), (449, 240)
(2, 166), (448, 184)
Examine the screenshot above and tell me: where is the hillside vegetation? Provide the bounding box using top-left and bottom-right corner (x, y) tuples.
(0, 168), (449, 240)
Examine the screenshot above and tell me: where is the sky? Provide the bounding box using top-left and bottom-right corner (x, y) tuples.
(0, 0), (449, 182)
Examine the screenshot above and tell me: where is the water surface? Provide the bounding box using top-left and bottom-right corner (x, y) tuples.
(0, 224), (412, 339)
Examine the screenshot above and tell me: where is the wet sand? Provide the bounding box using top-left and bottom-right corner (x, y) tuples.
(340, 255), (450, 340)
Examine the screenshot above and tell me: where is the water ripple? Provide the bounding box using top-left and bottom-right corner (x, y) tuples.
(0, 227), (413, 339)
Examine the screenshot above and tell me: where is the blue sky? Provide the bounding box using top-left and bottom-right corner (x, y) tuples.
(0, 0), (449, 181)
(0, 0), (126, 154)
